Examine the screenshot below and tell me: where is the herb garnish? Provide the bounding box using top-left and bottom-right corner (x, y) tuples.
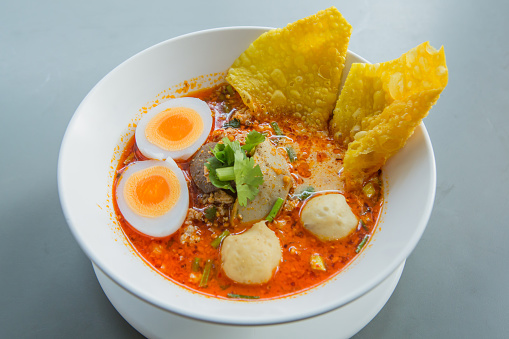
(270, 121), (284, 135)
(266, 197), (284, 222)
(242, 130), (266, 155)
(291, 186), (315, 200)
(222, 118), (240, 129)
(356, 235), (370, 253)
(286, 146), (297, 162)
(210, 230), (230, 249)
(205, 131), (266, 206)
(191, 258), (201, 272)
(199, 259), (213, 288)
(204, 206), (217, 221)
(227, 293), (260, 299)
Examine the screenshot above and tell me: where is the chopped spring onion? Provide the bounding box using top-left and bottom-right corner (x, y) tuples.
(356, 235), (370, 253)
(199, 259), (213, 288)
(286, 146), (297, 162)
(215, 166), (235, 181)
(191, 258), (201, 272)
(358, 219), (368, 231)
(227, 293), (260, 299)
(270, 121), (284, 136)
(226, 84), (235, 95)
(266, 197), (284, 222)
(211, 230), (230, 249)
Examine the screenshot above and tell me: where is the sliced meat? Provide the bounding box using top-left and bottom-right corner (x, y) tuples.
(232, 140), (292, 223)
(189, 142), (219, 193)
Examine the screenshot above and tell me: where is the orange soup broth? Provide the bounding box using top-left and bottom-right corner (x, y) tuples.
(113, 84), (383, 300)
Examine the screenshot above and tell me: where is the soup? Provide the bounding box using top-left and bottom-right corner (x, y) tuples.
(111, 6), (446, 301)
(113, 84), (382, 300)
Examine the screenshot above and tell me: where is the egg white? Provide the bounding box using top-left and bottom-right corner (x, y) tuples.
(116, 158), (189, 238)
(135, 97), (213, 161)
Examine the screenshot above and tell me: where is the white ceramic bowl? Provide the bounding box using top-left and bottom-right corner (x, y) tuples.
(58, 27), (436, 326)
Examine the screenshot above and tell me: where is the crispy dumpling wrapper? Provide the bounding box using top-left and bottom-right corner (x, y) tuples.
(330, 42), (448, 186)
(226, 7), (352, 131)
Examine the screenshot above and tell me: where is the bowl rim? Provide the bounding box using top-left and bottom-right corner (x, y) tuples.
(58, 26), (437, 325)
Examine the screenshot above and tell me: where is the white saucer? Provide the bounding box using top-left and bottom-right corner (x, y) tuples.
(93, 261), (405, 339)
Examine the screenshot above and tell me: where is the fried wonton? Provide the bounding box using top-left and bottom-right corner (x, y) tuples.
(226, 7), (352, 131)
(330, 42), (448, 186)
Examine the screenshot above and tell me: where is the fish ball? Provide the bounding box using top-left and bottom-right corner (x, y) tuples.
(221, 221), (282, 284)
(300, 193), (357, 241)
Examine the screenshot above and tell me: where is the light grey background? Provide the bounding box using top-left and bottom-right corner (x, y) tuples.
(1, 0), (508, 338)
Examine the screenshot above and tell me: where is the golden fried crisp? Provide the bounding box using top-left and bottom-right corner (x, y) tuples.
(226, 7), (352, 131)
(330, 42), (448, 186)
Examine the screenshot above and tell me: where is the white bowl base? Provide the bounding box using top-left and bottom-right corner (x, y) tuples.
(93, 261), (405, 339)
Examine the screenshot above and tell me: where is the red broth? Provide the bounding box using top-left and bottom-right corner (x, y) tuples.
(113, 84), (382, 300)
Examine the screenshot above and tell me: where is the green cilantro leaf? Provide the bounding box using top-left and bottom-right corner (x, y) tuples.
(204, 157), (235, 192)
(222, 137), (242, 156)
(241, 131), (266, 155)
(204, 206), (217, 221)
(211, 139), (235, 165)
(234, 157), (264, 206)
(211, 143), (226, 163)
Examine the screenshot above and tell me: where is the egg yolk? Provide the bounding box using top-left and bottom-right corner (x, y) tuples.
(123, 166), (181, 218)
(145, 107), (204, 151)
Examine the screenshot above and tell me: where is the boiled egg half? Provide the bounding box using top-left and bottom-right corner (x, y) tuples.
(135, 97), (213, 161)
(116, 158), (189, 237)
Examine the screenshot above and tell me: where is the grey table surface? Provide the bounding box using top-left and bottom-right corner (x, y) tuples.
(1, 0), (508, 338)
